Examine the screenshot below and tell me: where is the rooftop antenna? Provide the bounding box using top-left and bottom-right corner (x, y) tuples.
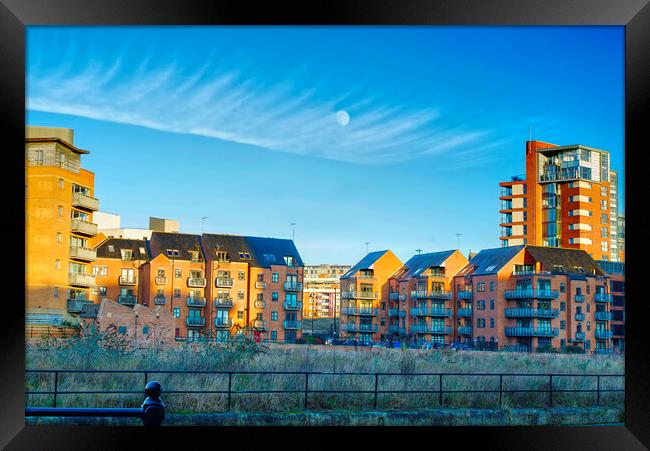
(455, 233), (463, 250)
(529, 124), (532, 142)
(201, 216), (208, 234)
(365, 242), (370, 254)
(415, 248), (423, 255)
(290, 222), (296, 241)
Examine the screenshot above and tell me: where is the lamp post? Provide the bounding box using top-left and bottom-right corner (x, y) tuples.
(134, 312), (139, 348)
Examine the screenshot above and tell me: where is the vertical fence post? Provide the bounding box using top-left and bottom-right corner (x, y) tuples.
(53, 371), (58, 408)
(597, 375), (601, 406)
(144, 371), (149, 387)
(439, 374), (443, 407)
(227, 372), (232, 412)
(304, 373), (309, 410)
(499, 374), (503, 408)
(549, 375), (553, 408)
(373, 374), (379, 409)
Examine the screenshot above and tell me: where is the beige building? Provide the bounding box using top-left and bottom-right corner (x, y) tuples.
(303, 264), (351, 318)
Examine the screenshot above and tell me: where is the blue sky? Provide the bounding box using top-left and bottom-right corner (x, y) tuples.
(26, 26), (624, 265)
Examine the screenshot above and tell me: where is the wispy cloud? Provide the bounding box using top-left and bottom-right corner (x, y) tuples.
(27, 42), (498, 165)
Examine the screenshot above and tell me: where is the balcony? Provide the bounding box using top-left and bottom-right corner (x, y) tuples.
(186, 316), (206, 327)
(66, 298), (92, 313)
(254, 299), (266, 309)
(214, 297), (234, 308)
(388, 308), (406, 318)
(341, 323), (378, 333)
(187, 297), (206, 307)
(154, 295), (167, 305)
(458, 291), (473, 300)
(389, 292), (401, 301)
(503, 289), (558, 300)
(254, 320), (267, 330)
(594, 311), (612, 321)
(341, 307), (378, 316)
(341, 291), (378, 300)
(214, 317), (233, 328)
(187, 277), (206, 288)
(215, 277), (234, 288)
(69, 245), (97, 262)
(411, 325), (452, 334)
(284, 281), (303, 292)
(595, 330), (613, 340)
(155, 276), (167, 285)
(283, 301), (303, 311)
(71, 192), (99, 211)
(504, 327), (559, 337)
(70, 218), (98, 236)
(255, 281), (267, 289)
(458, 308), (473, 318)
(574, 332), (586, 341)
(574, 313), (585, 321)
(594, 348), (613, 355)
(458, 326), (473, 335)
(117, 275), (137, 287)
(118, 295), (137, 306)
(283, 320), (302, 330)
(574, 295), (586, 303)
(388, 325), (406, 335)
(504, 308), (559, 318)
(411, 290), (453, 300)
(594, 293), (613, 303)
(68, 272), (95, 288)
(410, 307), (452, 317)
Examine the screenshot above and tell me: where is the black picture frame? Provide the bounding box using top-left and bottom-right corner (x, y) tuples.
(3, 0), (648, 449)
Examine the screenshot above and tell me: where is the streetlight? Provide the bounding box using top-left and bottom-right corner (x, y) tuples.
(290, 222), (296, 241)
(365, 242), (370, 254)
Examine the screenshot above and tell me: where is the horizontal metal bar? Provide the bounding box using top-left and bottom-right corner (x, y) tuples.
(25, 407), (142, 417)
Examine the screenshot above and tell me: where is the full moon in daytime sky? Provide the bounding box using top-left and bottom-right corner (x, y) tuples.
(335, 110), (350, 126)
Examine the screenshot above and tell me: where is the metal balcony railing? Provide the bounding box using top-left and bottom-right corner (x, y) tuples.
(504, 308), (559, 318)
(341, 291), (378, 300)
(458, 291), (473, 300)
(575, 313), (585, 321)
(411, 325), (452, 334)
(69, 246), (97, 261)
(284, 282), (303, 292)
(503, 289), (558, 300)
(186, 317), (206, 327)
(186, 297), (206, 307)
(594, 311), (612, 321)
(341, 307), (378, 316)
(410, 307), (452, 317)
(68, 272), (95, 288)
(341, 323), (378, 333)
(389, 292), (401, 301)
(594, 293), (613, 303)
(574, 332), (586, 341)
(283, 301), (302, 311)
(70, 218), (98, 236)
(118, 275), (137, 286)
(71, 192), (99, 211)
(504, 327), (559, 337)
(574, 295), (586, 303)
(155, 276), (167, 285)
(214, 297), (234, 308)
(254, 320), (267, 330)
(153, 295), (167, 305)
(283, 320), (302, 330)
(458, 308), (473, 318)
(66, 299), (92, 313)
(388, 308), (406, 317)
(214, 318), (233, 328)
(388, 325), (407, 335)
(187, 277), (206, 288)
(254, 299), (266, 309)
(255, 281), (267, 289)
(411, 291), (453, 300)
(215, 278), (234, 288)
(458, 326), (473, 335)
(118, 295), (137, 306)
(595, 330), (613, 340)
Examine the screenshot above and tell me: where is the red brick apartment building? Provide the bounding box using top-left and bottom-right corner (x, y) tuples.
(596, 260), (625, 351)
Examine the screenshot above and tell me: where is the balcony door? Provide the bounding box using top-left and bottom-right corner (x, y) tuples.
(216, 309), (229, 325)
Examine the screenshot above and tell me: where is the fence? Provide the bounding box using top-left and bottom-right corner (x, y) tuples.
(25, 325), (80, 339)
(25, 369), (624, 413)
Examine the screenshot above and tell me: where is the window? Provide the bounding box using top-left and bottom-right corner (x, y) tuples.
(189, 251), (199, 262)
(57, 205), (63, 216)
(490, 300), (495, 310)
(121, 249), (133, 260)
(560, 320), (566, 330)
(585, 340), (591, 351)
(118, 326), (127, 334)
(586, 303), (591, 312)
(272, 311), (278, 321)
(601, 186), (608, 196)
(59, 178), (64, 189)
(53, 287), (59, 297)
(143, 326), (149, 335)
(601, 227), (609, 238)
(101, 267), (108, 276)
(489, 282), (494, 291)
(477, 282), (485, 292)
(560, 301), (566, 312)
(175, 269), (182, 278)
(601, 200), (608, 210)
(601, 213), (608, 224)
(55, 259), (60, 270)
(476, 318), (486, 328)
(489, 318), (495, 328)
(271, 330), (278, 341)
(587, 321), (591, 331)
(284, 255), (295, 267)
(56, 232), (62, 243)
(215, 250), (229, 262)
(560, 282), (565, 293)
(238, 290), (244, 300)
(238, 271), (245, 280)
(174, 288), (181, 298)
(237, 310), (244, 319)
(272, 272), (279, 283)
(272, 292), (279, 302)
(91, 287), (98, 295)
(157, 269), (166, 277)
(380, 317), (386, 326)
(601, 241), (608, 252)
(99, 286), (107, 296)
(173, 308), (180, 318)
(476, 300), (485, 310)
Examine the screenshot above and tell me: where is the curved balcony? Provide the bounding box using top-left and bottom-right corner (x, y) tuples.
(503, 289), (558, 300)
(458, 326), (473, 335)
(595, 330), (613, 340)
(505, 327), (558, 337)
(254, 320), (267, 330)
(411, 324), (452, 334)
(594, 293), (613, 303)
(154, 295), (167, 305)
(283, 320), (302, 330)
(118, 295), (137, 306)
(574, 332), (586, 341)
(341, 323), (378, 333)
(594, 311), (612, 321)
(255, 281), (267, 289)
(215, 277), (234, 288)
(342, 307), (378, 316)
(187, 297), (206, 308)
(186, 316), (206, 327)
(388, 308), (406, 318)
(187, 277), (206, 288)
(214, 297), (234, 308)
(118, 275), (137, 286)
(284, 282), (303, 292)
(504, 308), (559, 318)
(458, 291), (473, 300)
(155, 276), (167, 285)
(410, 307), (452, 318)
(411, 291), (453, 300)
(254, 299), (266, 309)
(574, 313), (585, 321)
(214, 317), (233, 328)
(283, 301), (302, 311)
(458, 308), (473, 318)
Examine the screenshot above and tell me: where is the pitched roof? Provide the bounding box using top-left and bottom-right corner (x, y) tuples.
(458, 245), (525, 276)
(341, 250), (389, 279)
(148, 232), (204, 261)
(200, 233), (255, 264)
(525, 246), (604, 276)
(401, 250), (457, 278)
(201, 234), (303, 268)
(95, 238), (149, 260)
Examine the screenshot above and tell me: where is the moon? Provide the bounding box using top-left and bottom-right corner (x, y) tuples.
(336, 110), (350, 126)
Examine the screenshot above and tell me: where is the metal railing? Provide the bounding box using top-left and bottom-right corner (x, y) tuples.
(388, 308), (406, 318)
(595, 330), (613, 340)
(388, 325), (406, 335)
(411, 291), (453, 300)
(341, 323), (378, 333)
(575, 332), (586, 341)
(575, 313), (585, 321)
(410, 307), (452, 317)
(388, 293), (401, 301)
(504, 289), (558, 300)
(214, 297), (234, 308)
(25, 369), (624, 413)
(187, 277), (207, 288)
(255, 281), (267, 289)
(411, 325), (452, 334)
(341, 307), (379, 316)
(504, 327), (559, 337)
(458, 326), (473, 335)
(504, 308), (559, 318)
(154, 296), (167, 305)
(117, 295), (137, 306)
(118, 275), (137, 286)
(215, 278), (234, 288)
(342, 291), (378, 300)
(595, 293), (613, 303)
(254, 299), (266, 309)
(187, 297), (207, 307)
(574, 295), (586, 303)
(155, 276), (167, 285)
(214, 318), (233, 328)
(594, 311), (612, 321)
(186, 317), (206, 327)
(457, 291), (473, 300)
(66, 299), (92, 313)
(458, 308), (473, 318)
(284, 282), (303, 292)
(283, 320), (301, 330)
(283, 301), (303, 311)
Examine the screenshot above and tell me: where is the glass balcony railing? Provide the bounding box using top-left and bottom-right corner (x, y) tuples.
(155, 276), (167, 285)
(411, 291), (452, 300)
(70, 218), (98, 236)
(574, 313), (585, 321)
(68, 272), (95, 287)
(186, 297), (206, 307)
(254, 299), (266, 309)
(284, 281), (303, 292)
(214, 297), (234, 308)
(186, 316), (206, 327)
(341, 307), (378, 316)
(458, 326), (473, 335)
(457, 291), (473, 300)
(255, 281), (267, 289)
(388, 308), (406, 317)
(388, 325), (406, 335)
(389, 292), (401, 301)
(341, 291), (378, 300)
(410, 307), (452, 317)
(574, 295), (586, 302)
(594, 293), (613, 303)
(504, 327), (559, 337)
(283, 301), (302, 311)
(254, 320), (267, 330)
(118, 295), (137, 306)
(594, 311), (612, 321)
(118, 275), (137, 286)
(595, 330), (613, 340)
(503, 289), (558, 300)
(214, 317), (233, 328)
(411, 324), (452, 334)
(66, 298), (92, 313)
(283, 320), (302, 330)
(72, 192), (99, 211)
(69, 245), (97, 262)
(458, 308), (473, 318)
(153, 295), (167, 305)
(341, 323), (378, 333)
(504, 308), (559, 318)
(574, 332), (586, 341)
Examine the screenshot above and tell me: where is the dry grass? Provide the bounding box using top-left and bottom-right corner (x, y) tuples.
(25, 335), (624, 413)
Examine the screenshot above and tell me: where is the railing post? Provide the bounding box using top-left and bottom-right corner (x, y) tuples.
(439, 374), (443, 407)
(374, 374), (379, 409)
(227, 372), (232, 412)
(144, 371), (149, 387)
(499, 374), (503, 408)
(53, 371), (58, 408)
(549, 375), (553, 408)
(597, 375), (601, 406)
(141, 381), (165, 426)
(304, 373), (309, 410)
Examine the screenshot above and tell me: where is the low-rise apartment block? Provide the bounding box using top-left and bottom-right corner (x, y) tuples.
(597, 260), (624, 351)
(303, 264), (350, 318)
